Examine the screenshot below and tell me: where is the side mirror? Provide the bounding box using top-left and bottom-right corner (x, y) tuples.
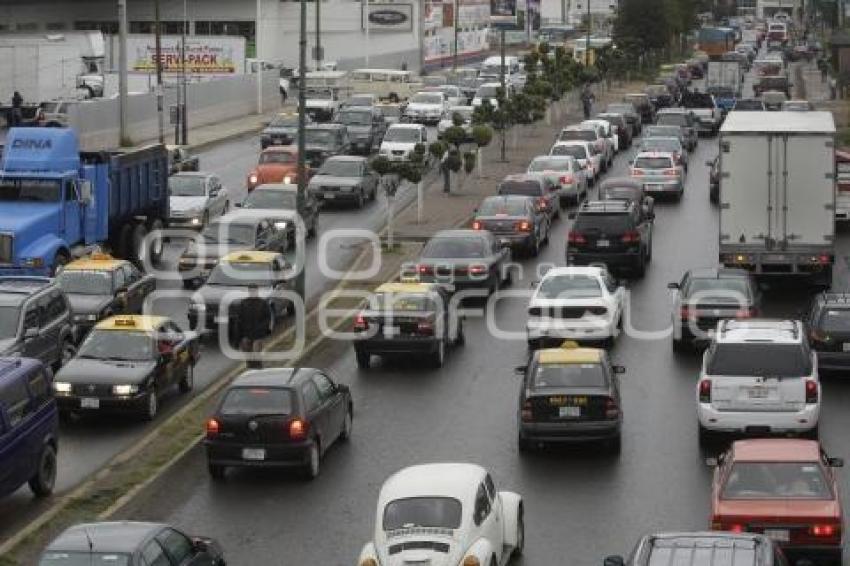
(705, 160), (714, 167)
(667, 282), (680, 289)
(612, 365), (625, 374)
(209, 189), (219, 198)
(603, 556), (625, 566)
(192, 537), (210, 554)
(514, 365), (526, 375)
(24, 327), (39, 339)
(530, 280), (539, 288)
(829, 457), (845, 468)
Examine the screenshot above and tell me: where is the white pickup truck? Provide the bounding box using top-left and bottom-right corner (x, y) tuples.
(681, 91), (723, 136)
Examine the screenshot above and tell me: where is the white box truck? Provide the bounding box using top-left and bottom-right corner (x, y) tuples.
(718, 111), (835, 287)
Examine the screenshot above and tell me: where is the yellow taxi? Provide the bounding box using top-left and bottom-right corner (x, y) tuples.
(53, 315), (199, 421)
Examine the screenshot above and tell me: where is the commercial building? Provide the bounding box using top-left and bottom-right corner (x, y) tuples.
(540, 0), (617, 27)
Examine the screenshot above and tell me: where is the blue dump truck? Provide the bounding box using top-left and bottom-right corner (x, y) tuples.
(0, 128), (168, 275)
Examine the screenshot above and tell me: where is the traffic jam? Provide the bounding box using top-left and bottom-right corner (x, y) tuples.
(1, 11), (850, 566)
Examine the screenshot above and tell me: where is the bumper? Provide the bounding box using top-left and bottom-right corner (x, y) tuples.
(697, 403), (820, 434)
(493, 233), (534, 249)
(720, 249), (834, 277)
(355, 337), (440, 355)
(168, 217), (204, 230)
(349, 140), (373, 154)
(527, 320), (616, 343)
(782, 545), (842, 563)
(205, 439), (313, 468)
(309, 188), (362, 202)
(641, 179), (683, 194)
(567, 251), (641, 270)
(519, 419), (621, 443)
(56, 392), (148, 413)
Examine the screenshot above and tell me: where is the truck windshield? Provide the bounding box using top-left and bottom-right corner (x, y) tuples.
(0, 306), (20, 339)
(0, 179), (61, 202)
(57, 270), (114, 295)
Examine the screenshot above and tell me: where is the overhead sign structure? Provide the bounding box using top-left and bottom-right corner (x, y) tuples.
(362, 3), (414, 32)
(490, 0), (518, 27)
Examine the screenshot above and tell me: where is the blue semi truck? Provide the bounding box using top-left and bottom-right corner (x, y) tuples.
(0, 128), (168, 275)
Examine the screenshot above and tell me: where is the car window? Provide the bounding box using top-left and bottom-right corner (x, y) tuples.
(707, 343), (811, 377)
(24, 304), (40, 330)
(123, 264), (141, 284)
(721, 461), (832, 500)
(484, 473), (496, 501)
(156, 528), (194, 564)
(312, 373), (335, 400)
(220, 387), (293, 416)
(473, 484), (491, 526)
(532, 362), (607, 388)
(0, 376), (31, 427)
(301, 380), (321, 411)
(27, 368), (51, 408)
(46, 292), (67, 324)
(114, 267), (127, 290)
(140, 540), (171, 566)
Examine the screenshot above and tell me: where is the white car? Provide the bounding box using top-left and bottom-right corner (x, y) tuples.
(434, 84), (467, 107)
(526, 266), (625, 349)
(303, 88), (339, 122)
(526, 155), (588, 207)
(438, 106), (474, 140)
(168, 172), (230, 229)
(556, 125), (612, 170)
(549, 141), (602, 186)
(357, 463), (524, 566)
(581, 118), (619, 154)
(696, 319), (820, 446)
(405, 91), (448, 125)
(472, 82), (503, 110)
(379, 123), (429, 162)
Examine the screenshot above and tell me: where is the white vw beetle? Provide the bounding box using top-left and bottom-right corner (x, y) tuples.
(358, 463), (524, 566)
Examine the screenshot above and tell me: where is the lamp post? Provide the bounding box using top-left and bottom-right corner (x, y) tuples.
(117, 0), (129, 146)
(296, 0), (308, 300)
(181, 0), (188, 145)
(585, 0), (591, 68)
(154, 0), (164, 144)
(453, 0), (459, 71)
(315, 0), (322, 70)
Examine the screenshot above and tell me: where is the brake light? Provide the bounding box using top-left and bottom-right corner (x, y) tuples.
(288, 418), (309, 440)
(663, 168), (679, 176)
(604, 397), (619, 419)
(818, 254), (831, 264)
(517, 220), (532, 232)
(729, 523), (745, 533)
(810, 524), (839, 538)
(568, 231), (586, 244)
(811, 329), (829, 343)
(699, 380), (711, 403)
(536, 197), (548, 210)
(472, 220), (483, 230)
(354, 314), (368, 331)
(621, 230), (641, 243)
(735, 307), (756, 318)
(469, 264), (488, 276)
(417, 319), (435, 335)
(805, 380), (818, 404)
(559, 174), (574, 184)
(631, 168), (644, 176)
(418, 264), (434, 276)
(680, 306), (695, 320)
(205, 418), (220, 438)
(521, 400), (533, 422)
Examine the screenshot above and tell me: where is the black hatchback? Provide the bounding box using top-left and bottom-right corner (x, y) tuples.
(803, 293), (850, 373)
(205, 367), (352, 480)
(472, 195), (547, 257)
(566, 200), (652, 277)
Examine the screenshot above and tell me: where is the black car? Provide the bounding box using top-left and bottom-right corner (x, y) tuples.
(668, 268), (760, 350)
(352, 282), (463, 369)
(406, 229), (512, 294)
(472, 195), (547, 257)
(498, 173), (559, 221)
(205, 367), (352, 480)
(733, 98), (767, 111)
(803, 293), (850, 373)
(566, 200), (652, 277)
(645, 84), (675, 109)
(260, 111), (311, 149)
(516, 341), (624, 452)
(604, 531), (787, 566)
(623, 93), (655, 125)
(596, 112), (633, 149)
(707, 155), (720, 203)
(337, 106), (386, 155)
(178, 213), (289, 289)
(53, 315), (199, 421)
(0, 277), (75, 371)
(307, 155), (379, 208)
(40, 521), (225, 566)
(238, 183), (320, 240)
(598, 177), (655, 224)
(57, 255), (156, 339)
(188, 251), (293, 335)
(304, 123), (351, 168)
(605, 103), (641, 136)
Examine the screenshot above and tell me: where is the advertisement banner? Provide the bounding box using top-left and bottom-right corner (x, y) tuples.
(127, 35), (245, 75)
(490, 0), (518, 27)
(362, 3), (414, 32)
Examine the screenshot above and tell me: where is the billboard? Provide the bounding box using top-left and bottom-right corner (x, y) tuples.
(126, 35), (245, 75)
(490, 0), (518, 26)
(362, 3), (414, 32)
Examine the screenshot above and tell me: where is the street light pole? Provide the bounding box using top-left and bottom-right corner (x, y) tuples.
(117, 0), (129, 146)
(499, 28), (506, 162)
(364, 0), (370, 67)
(585, 0), (591, 68)
(453, 0), (459, 71)
(256, 0), (263, 114)
(154, 0), (164, 144)
(181, 0), (188, 145)
(296, 0), (308, 300)
(315, 0), (322, 70)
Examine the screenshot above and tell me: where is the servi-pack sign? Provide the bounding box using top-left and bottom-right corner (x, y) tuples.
(127, 34), (246, 75)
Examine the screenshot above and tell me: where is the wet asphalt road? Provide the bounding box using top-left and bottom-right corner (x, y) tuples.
(0, 127), (439, 541)
(112, 95), (850, 565)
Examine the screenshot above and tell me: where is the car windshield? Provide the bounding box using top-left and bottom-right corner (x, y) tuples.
(77, 329), (153, 361)
(269, 115), (298, 127)
(551, 145), (586, 159)
(657, 114), (688, 127)
(559, 129), (595, 142)
(305, 130), (336, 145)
(241, 189), (297, 210)
(412, 93), (443, 105)
(40, 552), (132, 566)
(384, 128), (420, 143)
(383, 497), (463, 530)
(707, 343), (812, 377)
(533, 363), (606, 387)
(477, 198), (528, 216)
(499, 180), (542, 196)
(640, 139), (681, 153)
(339, 111), (372, 126)
(169, 176), (206, 197)
(348, 96), (373, 107)
(0, 306), (20, 339)
(682, 93), (715, 109)
(684, 278), (751, 301)
(721, 462), (832, 500)
(537, 275), (602, 299)
(207, 262), (275, 286)
(0, 178), (61, 202)
(528, 157), (573, 172)
(306, 89), (333, 100)
(220, 386), (293, 415)
(57, 270), (114, 295)
(202, 223), (256, 246)
(645, 126), (681, 138)
(422, 237), (486, 259)
(817, 308), (850, 332)
(370, 293), (437, 312)
(318, 160), (361, 177)
(634, 156), (673, 169)
(259, 152), (295, 165)
(735, 100), (764, 110)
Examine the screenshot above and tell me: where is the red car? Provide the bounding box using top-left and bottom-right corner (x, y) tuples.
(710, 439), (844, 564)
(246, 147), (310, 191)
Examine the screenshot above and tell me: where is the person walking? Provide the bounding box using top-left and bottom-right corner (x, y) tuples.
(235, 284), (272, 369)
(580, 83), (595, 120)
(10, 91), (23, 128)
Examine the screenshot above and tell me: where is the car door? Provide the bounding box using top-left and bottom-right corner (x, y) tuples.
(140, 537), (173, 566)
(209, 176), (226, 216)
(21, 302), (46, 363)
(123, 263), (151, 314)
(157, 527), (213, 566)
(472, 481), (504, 556)
(301, 380), (329, 454)
(161, 322), (190, 388)
(0, 377), (35, 494)
(313, 372), (344, 440)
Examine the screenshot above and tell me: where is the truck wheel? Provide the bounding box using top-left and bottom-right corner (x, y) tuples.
(146, 219), (165, 264)
(130, 223), (149, 266)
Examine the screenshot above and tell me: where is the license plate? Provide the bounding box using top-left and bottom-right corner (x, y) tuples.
(383, 325), (400, 338)
(499, 237), (511, 245)
(559, 406), (581, 418)
(763, 529), (789, 543)
(242, 448), (266, 461)
(843, 343), (850, 352)
(324, 193), (336, 199)
(81, 397), (99, 409)
(597, 239), (610, 247)
(646, 184), (660, 190)
(748, 387), (769, 399)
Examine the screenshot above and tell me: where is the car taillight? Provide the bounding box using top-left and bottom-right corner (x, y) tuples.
(631, 168), (644, 176)
(729, 523), (745, 533)
(288, 418), (309, 440)
(472, 220), (483, 230)
(469, 264), (488, 276)
(568, 231), (586, 244)
(559, 174), (574, 184)
(810, 524), (840, 538)
(417, 319), (435, 335)
(521, 400), (533, 422)
(810, 329), (830, 343)
(817, 254), (831, 264)
(621, 230), (641, 243)
(517, 220), (532, 232)
(680, 306), (695, 320)
(604, 397), (619, 419)
(353, 314), (368, 331)
(699, 380), (711, 403)
(663, 168), (679, 176)
(418, 264), (434, 276)
(805, 380), (818, 403)
(735, 307), (756, 318)
(205, 418), (220, 438)
(536, 197), (548, 210)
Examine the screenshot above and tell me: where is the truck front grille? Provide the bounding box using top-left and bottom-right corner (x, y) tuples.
(0, 234), (14, 263)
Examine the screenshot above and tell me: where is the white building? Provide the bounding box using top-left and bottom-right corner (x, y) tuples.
(756, 0), (802, 21)
(540, 0), (617, 26)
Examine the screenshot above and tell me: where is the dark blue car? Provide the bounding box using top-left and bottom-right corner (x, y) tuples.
(0, 357), (58, 498)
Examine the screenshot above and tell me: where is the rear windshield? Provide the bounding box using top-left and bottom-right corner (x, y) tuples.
(657, 114), (688, 127)
(478, 198), (528, 216)
(528, 157), (573, 172)
(383, 497), (462, 530)
(634, 157), (673, 169)
(646, 85), (669, 96)
(533, 363), (606, 388)
(707, 343), (811, 377)
(551, 145), (586, 159)
(684, 278), (751, 301)
(498, 180), (542, 196)
(537, 275), (602, 299)
(422, 237), (486, 259)
(371, 293), (437, 312)
(559, 129), (595, 142)
(220, 387), (293, 415)
(817, 308), (850, 332)
(721, 462), (832, 500)
(574, 213), (630, 231)
(645, 126), (680, 138)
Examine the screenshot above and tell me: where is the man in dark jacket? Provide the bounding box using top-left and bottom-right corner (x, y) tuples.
(10, 91), (23, 127)
(236, 284), (272, 369)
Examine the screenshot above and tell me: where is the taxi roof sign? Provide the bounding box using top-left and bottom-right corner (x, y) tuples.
(221, 250), (280, 264)
(65, 253), (124, 271)
(538, 342), (603, 365)
(96, 315), (168, 332)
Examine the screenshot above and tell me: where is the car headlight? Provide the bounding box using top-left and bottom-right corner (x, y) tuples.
(359, 559), (378, 566)
(283, 176), (292, 184)
(190, 217), (202, 225)
(190, 303), (206, 311)
(53, 382), (72, 394)
(23, 257), (44, 268)
(113, 384), (139, 396)
(462, 557), (481, 566)
(249, 174), (259, 184)
(274, 221), (288, 229)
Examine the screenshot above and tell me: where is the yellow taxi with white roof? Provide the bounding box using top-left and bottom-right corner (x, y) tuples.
(516, 340), (625, 452)
(53, 315), (199, 421)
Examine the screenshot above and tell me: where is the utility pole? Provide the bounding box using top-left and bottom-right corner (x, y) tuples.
(585, 0), (591, 68)
(562, 0), (567, 23)
(499, 28), (506, 162)
(364, 0), (370, 67)
(118, 0), (129, 146)
(181, 0), (188, 145)
(154, 0), (164, 144)
(256, 0), (263, 114)
(453, 0), (459, 71)
(296, 0), (307, 300)
(315, 0), (322, 71)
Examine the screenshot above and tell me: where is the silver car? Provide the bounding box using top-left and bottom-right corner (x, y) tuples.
(168, 172), (230, 229)
(527, 155), (588, 207)
(629, 151), (685, 201)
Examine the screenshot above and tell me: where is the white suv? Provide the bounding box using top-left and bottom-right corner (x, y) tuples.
(696, 319), (820, 446)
